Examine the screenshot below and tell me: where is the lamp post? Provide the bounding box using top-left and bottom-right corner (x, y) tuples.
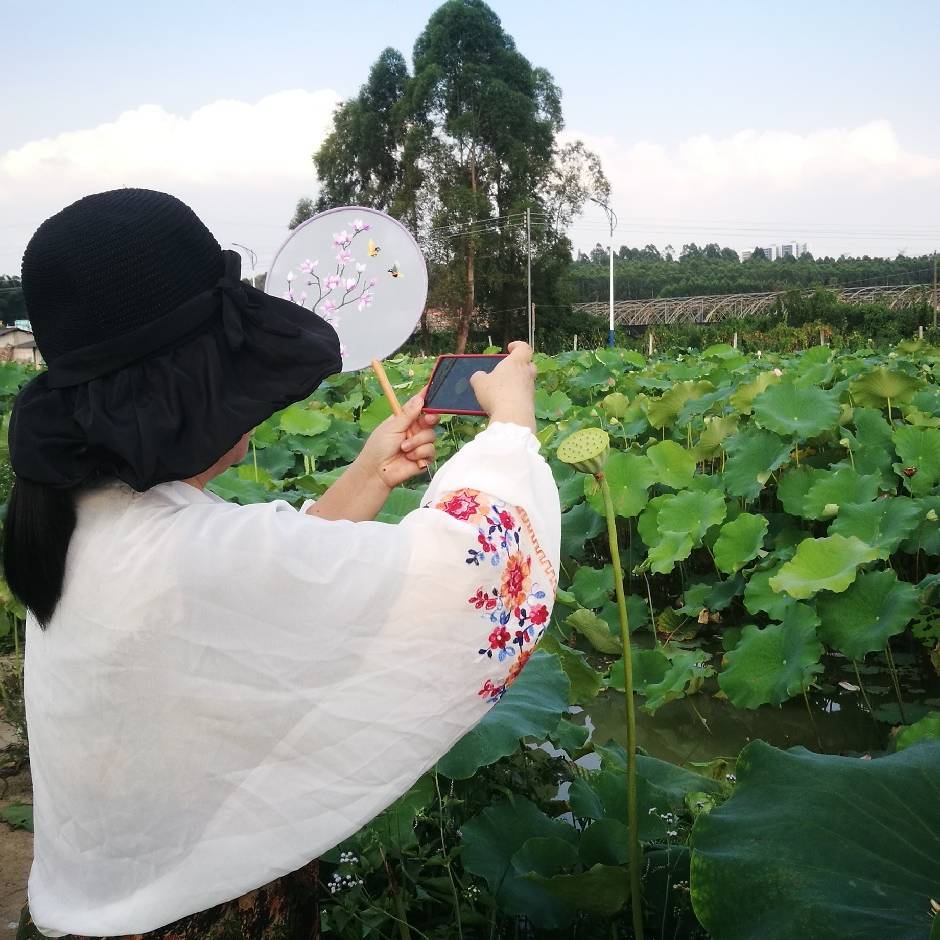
(231, 242), (258, 288)
(589, 197), (617, 347)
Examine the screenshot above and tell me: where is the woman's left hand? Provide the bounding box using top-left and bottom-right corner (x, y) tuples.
(356, 390), (439, 490)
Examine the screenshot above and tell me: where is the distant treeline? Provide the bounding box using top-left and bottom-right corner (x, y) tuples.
(0, 276), (26, 325)
(569, 246), (938, 302)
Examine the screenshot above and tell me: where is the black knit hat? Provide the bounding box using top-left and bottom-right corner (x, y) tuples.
(9, 189), (343, 490)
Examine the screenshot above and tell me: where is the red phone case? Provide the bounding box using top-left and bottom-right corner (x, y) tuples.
(422, 354), (508, 415)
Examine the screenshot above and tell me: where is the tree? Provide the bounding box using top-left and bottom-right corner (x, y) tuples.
(0, 277), (26, 325)
(304, 0), (606, 352)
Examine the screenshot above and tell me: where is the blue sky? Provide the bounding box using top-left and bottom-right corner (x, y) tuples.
(2, 0), (939, 273)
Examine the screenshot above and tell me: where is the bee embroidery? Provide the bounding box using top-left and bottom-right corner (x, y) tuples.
(388, 262), (402, 278)
(368, 239), (381, 257)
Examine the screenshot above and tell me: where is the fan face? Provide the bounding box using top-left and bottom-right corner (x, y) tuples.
(267, 206), (428, 372)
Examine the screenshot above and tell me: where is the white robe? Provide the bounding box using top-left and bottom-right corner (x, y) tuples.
(24, 422), (561, 937)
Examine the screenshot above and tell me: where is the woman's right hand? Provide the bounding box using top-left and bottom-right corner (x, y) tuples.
(469, 341), (537, 433)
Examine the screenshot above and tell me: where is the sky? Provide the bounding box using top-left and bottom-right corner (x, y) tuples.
(2, 0), (939, 277)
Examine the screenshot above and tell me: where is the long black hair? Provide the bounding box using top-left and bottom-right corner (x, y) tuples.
(2, 477), (77, 629)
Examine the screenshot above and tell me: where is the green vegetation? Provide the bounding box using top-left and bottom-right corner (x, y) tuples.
(3, 336), (938, 937)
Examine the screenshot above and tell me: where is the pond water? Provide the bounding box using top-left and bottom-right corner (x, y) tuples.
(570, 650), (939, 768)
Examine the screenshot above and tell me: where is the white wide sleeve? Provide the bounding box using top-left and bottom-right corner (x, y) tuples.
(26, 420), (561, 937)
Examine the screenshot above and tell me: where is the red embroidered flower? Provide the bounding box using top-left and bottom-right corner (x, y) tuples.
(529, 604), (549, 626)
(488, 626), (511, 650)
(478, 533), (496, 553)
(500, 552), (532, 610)
(478, 679), (504, 701)
(499, 510), (516, 531)
(469, 588), (497, 610)
(505, 648), (533, 687)
(438, 489), (481, 521)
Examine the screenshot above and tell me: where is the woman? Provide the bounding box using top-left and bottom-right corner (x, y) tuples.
(6, 189), (560, 939)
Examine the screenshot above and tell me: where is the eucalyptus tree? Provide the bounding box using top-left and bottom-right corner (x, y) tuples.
(300, 0), (607, 351)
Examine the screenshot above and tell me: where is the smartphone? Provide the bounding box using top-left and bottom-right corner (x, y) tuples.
(423, 354), (507, 415)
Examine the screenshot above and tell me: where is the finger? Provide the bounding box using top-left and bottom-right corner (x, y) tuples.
(406, 442), (436, 462)
(505, 340), (533, 362)
(401, 428), (436, 451)
(420, 411), (440, 427)
(388, 391), (425, 433)
(469, 370), (487, 390)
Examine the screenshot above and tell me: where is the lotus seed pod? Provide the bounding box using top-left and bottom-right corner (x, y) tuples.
(821, 503), (840, 519)
(927, 509), (938, 522)
(556, 427), (610, 475)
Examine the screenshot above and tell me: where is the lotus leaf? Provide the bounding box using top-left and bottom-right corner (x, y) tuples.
(717, 604), (823, 708)
(564, 608), (621, 654)
(523, 865), (631, 917)
(769, 535), (880, 599)
(559, 500), (605, 559)
(571, 564), (615, 609)
(535, 388), (573, 420)
(461, 796), (578, 928)
(830, 498), (923, 557)
(722, 428), (792, 500)
(743, 564), (798, 620)
(646, 439), (697, 490)
(437, 652), (569, 778)
(690, 741), (940, 940)
(752, 382), (841, 439)
(729, 370), (781, 414)
(695, 414), (739, 459)
(895, 711), (940, 751)
(713, 513), (769, 573)
(584, 450), (656, 518)
(850, 366), (925, 408)
(892, 424), (940, 495)
(816, 569), (920, 660)
(539, 635), (606, 704)
(645, 380), (715, 428)
(801, 467), (880, 520)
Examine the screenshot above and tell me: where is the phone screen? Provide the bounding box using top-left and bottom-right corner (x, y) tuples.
(424, 355), (506, 414)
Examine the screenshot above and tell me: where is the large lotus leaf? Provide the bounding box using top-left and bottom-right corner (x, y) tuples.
(718, 604), (823, 708)
(895, 712), (940, 751)
(677, 386), (732, 426)
(850, 366), (926, 408)
(646, 531), (696, 574)
(376, 486), (425, 524)
(775, 467), (823, 516)
(367, 774), (435, 854)
(278, 403), (332, 436)
(816, 569), (920, 660)
(893, 425), (940, 495)
(910, 384), (940, 415)
(560, 501), (605, 559)
(769, 535), (880, 599)
(694, 414), (739, 459)
(549, 717), (590, 756)
(713, 513), (769, 574)
(743, 564), (798, 620)
(565, 608), (621, 654)
(752, 382), (841, 439)
(523, 865), (630, 917)
(584, 450), (656, 518)
(722, 428), (792, 500)
(636, 494), (669, 546)
(830, 498), (923, 557)
(534, 388), (573, 421)
(609, 647), (713, 713)
(900, 495), (940, 556)
(840, 407), (895, 480)
(646, 440), (697, 490)
(437, 653), (569, 778)
(658, 489), (728, 541)
(553, 462), (587, 510)
(578, 819), (631, 867)
(729, 370), (781, 415)
(461, 796), (578, 928)
(690, 740), (940, 940)
(571, 564), (615, 609)
(801, 467), (880, 520)
(538, 635), (606, 704)
(645, 380), (715, 428)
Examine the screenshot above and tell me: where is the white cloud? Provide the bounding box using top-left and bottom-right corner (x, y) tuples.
(0, 90), (341, 274)
(566, 120), (940, 257)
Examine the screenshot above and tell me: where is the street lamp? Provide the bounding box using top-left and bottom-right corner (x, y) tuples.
(231, 242), (258, 288)
(589, 197), (617, 348)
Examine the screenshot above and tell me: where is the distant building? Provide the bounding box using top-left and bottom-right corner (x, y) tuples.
(741, 242), (807, 261)
(0, 326), (44, 366)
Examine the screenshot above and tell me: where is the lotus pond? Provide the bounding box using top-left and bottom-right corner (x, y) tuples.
(0, 341), (938, 939)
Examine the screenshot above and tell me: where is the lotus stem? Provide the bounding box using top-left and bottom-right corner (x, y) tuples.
(598, 472), (644, 940)
(884, 644), (907, 724)
(251, 438), (259, 483)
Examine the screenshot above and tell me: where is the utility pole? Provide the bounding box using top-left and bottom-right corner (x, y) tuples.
(526, 208), (533, 347)
(933, 251), (938, 331)
(589, 197), (618, 347)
